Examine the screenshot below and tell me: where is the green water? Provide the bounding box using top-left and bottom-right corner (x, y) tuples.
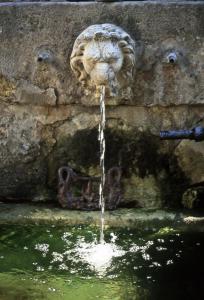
(0, 224), (204, 300)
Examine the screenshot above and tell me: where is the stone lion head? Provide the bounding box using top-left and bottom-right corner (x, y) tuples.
(70, 24), (135, 96)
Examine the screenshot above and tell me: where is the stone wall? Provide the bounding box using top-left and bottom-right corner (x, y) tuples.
(0, 1), (203, 208)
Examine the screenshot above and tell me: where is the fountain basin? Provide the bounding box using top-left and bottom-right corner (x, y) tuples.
(1, 219), (204, 299)
(1, 202), (204, 232)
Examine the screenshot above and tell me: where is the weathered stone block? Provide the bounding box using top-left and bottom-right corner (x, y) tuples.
(175, 138), (204, 185)
(0, 2), (203, 208)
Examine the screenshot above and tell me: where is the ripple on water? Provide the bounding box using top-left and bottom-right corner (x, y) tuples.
(1, 225), (204, 300)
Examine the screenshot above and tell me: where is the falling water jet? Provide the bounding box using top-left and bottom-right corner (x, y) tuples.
(68, 24), (136, 273)
(70, 24), (136, 244)
(98, 85), (106, 244)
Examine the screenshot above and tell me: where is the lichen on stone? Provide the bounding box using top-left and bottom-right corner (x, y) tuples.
(0, 75), (15, 99)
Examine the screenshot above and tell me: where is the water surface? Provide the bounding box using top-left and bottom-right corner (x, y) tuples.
(0, 224), (204, 300)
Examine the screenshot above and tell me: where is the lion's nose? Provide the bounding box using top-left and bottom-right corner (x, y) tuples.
(91, 63), (115, 85)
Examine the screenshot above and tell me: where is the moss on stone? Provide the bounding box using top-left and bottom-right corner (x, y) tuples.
(0, 75), (15, 99)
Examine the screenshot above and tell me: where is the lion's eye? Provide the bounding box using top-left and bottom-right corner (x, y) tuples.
(108, 57), (117, 64)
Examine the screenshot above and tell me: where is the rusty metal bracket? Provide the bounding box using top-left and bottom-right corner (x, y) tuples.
(57, 166), (122, 210)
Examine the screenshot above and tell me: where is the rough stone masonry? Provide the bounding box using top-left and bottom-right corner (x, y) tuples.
(0, 1), (203, 208)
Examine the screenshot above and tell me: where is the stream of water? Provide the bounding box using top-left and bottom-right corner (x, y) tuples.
(98, 85), (106, 244)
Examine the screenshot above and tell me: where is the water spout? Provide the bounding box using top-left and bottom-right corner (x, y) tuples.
(70, 24), (135, 98)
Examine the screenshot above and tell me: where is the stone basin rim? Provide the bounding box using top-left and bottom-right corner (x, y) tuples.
(1, 203), (204, 232)
(0, 2), (204, 8)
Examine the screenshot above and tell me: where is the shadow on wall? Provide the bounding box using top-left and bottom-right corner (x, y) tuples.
(47, 127), (190, 209)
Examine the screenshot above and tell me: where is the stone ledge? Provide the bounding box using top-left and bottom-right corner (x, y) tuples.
(1, 202), (204, 231)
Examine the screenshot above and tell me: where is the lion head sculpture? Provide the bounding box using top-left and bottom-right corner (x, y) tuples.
(70, 24), (135, 96)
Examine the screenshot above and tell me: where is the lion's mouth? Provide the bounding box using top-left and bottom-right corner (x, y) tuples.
(91, 63), (115, 85)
